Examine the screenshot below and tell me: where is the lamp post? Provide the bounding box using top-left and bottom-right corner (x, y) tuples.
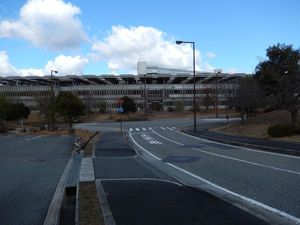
(176, 40), (196, 132)
(144, 74), (147, 120)
(49, 70), (58, 130)
(214, 69), (222, 118)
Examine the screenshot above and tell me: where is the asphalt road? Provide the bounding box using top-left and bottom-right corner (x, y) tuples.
(127, 125), (300, 222)
(75, 117), (300, 223)
(94, 131), (268, 225)
(0, 134), (74, 225)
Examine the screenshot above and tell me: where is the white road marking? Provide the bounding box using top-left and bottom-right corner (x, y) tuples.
(166, 127), (173, 131)
(160, 127), (166, 130)
(175, 130), (300, 159)
(25, 135), (43, 141)
(172, 127), (177, 129)
(192, 148), (300, 175)
(151, 129), (184, 146)
(128, 132), (161, 160)
(129, 128), (133, 132)
(135, 128), (140, 131)
(166, 163), (300, 225)
(129, 129), (300, 224)
(142, 128), (147, 131)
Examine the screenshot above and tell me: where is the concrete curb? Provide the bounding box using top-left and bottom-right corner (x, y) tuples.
(95, 180), (117, 225)
(43, 151), (74, 225)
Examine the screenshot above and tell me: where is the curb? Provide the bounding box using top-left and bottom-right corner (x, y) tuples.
(95, 180), (117, 225)
(43, 149), (75, 225)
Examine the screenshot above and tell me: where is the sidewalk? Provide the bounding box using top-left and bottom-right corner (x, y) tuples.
(184, 124), (300, 156)
(89, 131), (269, 225)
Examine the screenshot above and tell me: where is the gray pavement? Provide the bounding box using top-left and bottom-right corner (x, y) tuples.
(128, 126), (300, 222)
(94, 131), (269, 225)
(0, 134), (74, 225)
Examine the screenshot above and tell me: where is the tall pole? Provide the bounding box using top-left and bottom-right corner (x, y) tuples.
(176, 40), (197, 132)
(144, 74), (147, 120)
(192, 42), (196, 132)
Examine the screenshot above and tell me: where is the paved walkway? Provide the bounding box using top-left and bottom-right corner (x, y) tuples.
(91, 131), (269, 225)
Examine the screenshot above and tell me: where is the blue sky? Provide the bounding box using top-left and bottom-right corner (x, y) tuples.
(0, 0), (299, 76)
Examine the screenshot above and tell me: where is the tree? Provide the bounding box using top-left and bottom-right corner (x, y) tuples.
(255, 43), (300, 127)
(6, 103), (30, 121)
(202, 93), (214, 110)
(55, 92), (85, 128)
(227, 77), (263, 123)
(175, 100), (184, 112)
(98, 99), (107, 113)
(120, 96), (137, 114)
(0, 96), (10, 121)
(36, 95), (56, 129)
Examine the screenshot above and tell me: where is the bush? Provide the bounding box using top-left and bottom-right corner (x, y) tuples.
(167, 107), (175, 112)
(267, 125), (297, 137)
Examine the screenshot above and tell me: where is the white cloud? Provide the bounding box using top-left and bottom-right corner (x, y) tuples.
(92, 25), (214, 73)
(0, 51), (17, 75)
(205, 52), (216, 59)
(227, 68), (238, 74)
(45, 55), (89, 75)
(0, 52), (88, 76)
(0, 0), (87, 50)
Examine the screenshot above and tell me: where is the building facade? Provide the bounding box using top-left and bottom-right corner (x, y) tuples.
(0, 67), (246, 112)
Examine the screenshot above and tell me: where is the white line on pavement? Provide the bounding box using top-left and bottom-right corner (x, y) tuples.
(128, 132), (161, 160)
(25, 135), (43, 141)
(175, 130), (300, 159)
(160, 127), (166, 130)
(166, 163), (300, 225)
(142, 128), (147, 131)
(166, 127), (173, 131)
(129, 130), (300, 224)
(135, 128), (140, 131)
(151, 129), (184, 146)
(129, 128), (133, 132)
(192, 147), (300, 175)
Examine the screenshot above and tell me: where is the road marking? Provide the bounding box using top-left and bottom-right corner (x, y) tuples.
(166, 163), (300, 225)
(175, 130), (300, 159)
(151, 129), (184, 146)
(129, 128), (133, 132)
(192, 147), (300, 175)
(128, 132), (161, 160)
(135, 128), (140, 131)
(160, 127), (166, 130)
(142, 128), (147, 131)
(166, 127), (173, 131)
(98, 178), (183, 186)
(172, 127), (177, 129)
(25, 135), (43, 141)
(129, 131), (300, 224)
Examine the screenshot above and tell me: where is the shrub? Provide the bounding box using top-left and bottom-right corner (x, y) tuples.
(167, 107), (175, 112)
(267, 125), (296, 137)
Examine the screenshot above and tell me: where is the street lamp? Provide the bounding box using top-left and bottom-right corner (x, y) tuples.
(144, 74), (147, 120)
(176, 40), (196, 132)
(50, 70), (58, 95)
(214, 69), (222, 118)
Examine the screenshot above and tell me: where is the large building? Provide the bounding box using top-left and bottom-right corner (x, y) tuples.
(0, 64), (246, 112)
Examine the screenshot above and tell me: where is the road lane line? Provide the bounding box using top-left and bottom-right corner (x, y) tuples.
(192, 148), (300, 175)
(135, 128), (140, 131)
(166, 127), (173, 131)
(166, 162), (300, 224)
(160, 127), (166, 130)
(128, 132), (161, 160)
(151, 129), (184, 146)
(25, 135), (43, 141)
(129, 128), (133, 132)
(142, 128), (147, 131)
(128, 132), (300, 224)
(175, 130), (300, 159)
